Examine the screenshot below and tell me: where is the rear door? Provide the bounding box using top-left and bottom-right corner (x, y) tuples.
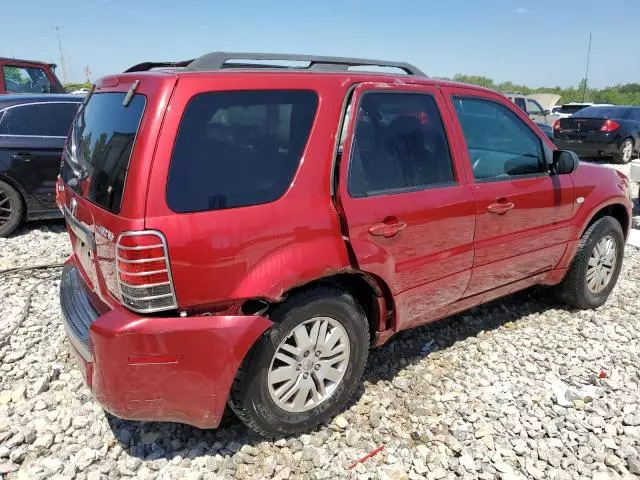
(444, 88), (575, 296)
(338, 83), (475, 330)
(0, 101), (79, 212)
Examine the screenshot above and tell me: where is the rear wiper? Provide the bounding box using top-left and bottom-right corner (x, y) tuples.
(123, 80), (139, 107)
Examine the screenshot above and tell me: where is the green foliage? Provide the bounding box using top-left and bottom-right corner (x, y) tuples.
(449, 74), (640, 106)
(63, 82), (92, 92)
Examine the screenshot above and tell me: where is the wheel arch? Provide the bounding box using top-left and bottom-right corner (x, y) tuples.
(583, 202), (630, 240)
(255, 270), (395, 344)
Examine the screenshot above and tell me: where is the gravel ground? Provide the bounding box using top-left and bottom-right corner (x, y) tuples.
(0, 164), (639, 480)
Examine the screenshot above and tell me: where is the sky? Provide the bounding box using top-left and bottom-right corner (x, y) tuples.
(1, 0), (639, 89)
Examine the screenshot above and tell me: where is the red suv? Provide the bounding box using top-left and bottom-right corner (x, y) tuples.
(57, 52), (633, 436)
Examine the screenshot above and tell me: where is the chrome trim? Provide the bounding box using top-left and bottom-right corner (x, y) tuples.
(116, 243), (164, 251)
(0, 134), (67, 138)
(118, 268), (168, 277)
(120, 292), (174, 302)
(119, 281), (171, 289)
(115, 230), (178, 314)
(116, 256), (166, 264)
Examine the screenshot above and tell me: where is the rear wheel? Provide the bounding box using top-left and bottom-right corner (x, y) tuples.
(0, 180), (24, 238)
(613, 138), (634, 164)
(556, 216), (624, 309)
(228, 286), (369, 437)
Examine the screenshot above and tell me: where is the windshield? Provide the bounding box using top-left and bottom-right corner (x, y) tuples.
(573, 106), (630, 119)
(61, 92), (146, 213)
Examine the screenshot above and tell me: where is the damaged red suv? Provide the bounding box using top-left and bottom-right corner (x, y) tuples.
(58, 52), (633, 436)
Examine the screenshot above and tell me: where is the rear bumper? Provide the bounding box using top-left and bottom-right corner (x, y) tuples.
(59, 263), (272, 428)
(555, 138), (618, 157)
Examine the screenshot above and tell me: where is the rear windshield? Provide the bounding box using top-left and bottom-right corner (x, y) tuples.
(167, 90), (318, 213)
(557, 105), (590, 114)
(61, 92), (145, 213)
(572, 106), (631, 119)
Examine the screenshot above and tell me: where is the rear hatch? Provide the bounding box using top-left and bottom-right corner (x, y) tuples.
(59, 74), (177, 312)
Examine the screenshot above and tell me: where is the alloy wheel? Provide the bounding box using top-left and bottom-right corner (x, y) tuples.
(267, 316), (350, 413)
(0, 188), (13, 229)
(622, 141), (633, 163)
(586, 235), (617, 294)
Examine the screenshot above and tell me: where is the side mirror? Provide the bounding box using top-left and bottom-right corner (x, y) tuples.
(552, 150), (579, 175)
(543, 109), (550, 116)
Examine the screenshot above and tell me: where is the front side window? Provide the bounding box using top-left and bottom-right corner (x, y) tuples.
(452, 96), (545, 181)
(3, 66), (52, 93)
(167, 90), (318, 213)
(347, 92), (455, 197)
(0, 103), (79, 136)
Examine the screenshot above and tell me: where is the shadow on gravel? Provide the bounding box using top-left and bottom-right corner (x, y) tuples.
(106, 285), (572, 461)
(8, 218), (66, 238)
(364, 286), (572, 385)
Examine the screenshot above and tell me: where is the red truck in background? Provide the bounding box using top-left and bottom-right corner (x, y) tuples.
(0, 57), (65, 94)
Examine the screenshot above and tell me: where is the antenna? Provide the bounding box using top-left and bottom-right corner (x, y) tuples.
(581, 32), (592, 103)
(54, 26), (69, 84)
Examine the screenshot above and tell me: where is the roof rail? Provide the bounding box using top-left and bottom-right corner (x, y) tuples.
(124, 60), (193, 73)
(184, 51), (426, 76)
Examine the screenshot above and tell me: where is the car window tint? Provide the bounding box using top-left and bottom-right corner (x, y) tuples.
(514, 97), (527, 112)
(347, 92), (455, 198)
(526, 99), (543, 114)
(452, 96), (544, 181)
(0, 103), (80, 136)
(167, 90), (318, 213)
(3, 66), (52, 93)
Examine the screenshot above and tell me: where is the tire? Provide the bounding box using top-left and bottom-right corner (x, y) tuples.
(228, 286), (370, 437)
(0, 180), (24, 238)
(556, 216), (624, 309)
(613, 138), (634, 164)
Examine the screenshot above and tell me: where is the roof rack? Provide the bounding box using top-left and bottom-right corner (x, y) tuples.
(124, 60), (193, 73)
(123, 52), (425, 76)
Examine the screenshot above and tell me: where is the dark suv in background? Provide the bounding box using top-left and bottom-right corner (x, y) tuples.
(0, 94), (82, 236)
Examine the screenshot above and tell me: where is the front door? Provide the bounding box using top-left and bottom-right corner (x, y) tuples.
(337, 83), (476, 331)
(444, 91), (575, 296)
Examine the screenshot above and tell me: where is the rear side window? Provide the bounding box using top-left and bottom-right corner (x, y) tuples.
(3, 66), (52, 93)
(0, 103), (79, 136)
(167, 90), (318, 213)
(347, 92), (455, 197)
(61, 92), (146, 213)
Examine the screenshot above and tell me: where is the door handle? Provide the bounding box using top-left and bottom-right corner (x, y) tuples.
(368, 219), (407, 237)
(11, 152), (35, 161)
(487, 200), (515, 214)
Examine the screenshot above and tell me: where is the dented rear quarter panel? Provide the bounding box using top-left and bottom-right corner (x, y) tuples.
(144, 73), (359, 308)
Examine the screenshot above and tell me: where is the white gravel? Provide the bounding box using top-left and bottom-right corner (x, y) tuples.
(0, 166), (639, 480)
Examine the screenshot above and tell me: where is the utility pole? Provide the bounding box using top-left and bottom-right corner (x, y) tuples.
(54, 26), (68, 84)
(581, 32), (592, 104)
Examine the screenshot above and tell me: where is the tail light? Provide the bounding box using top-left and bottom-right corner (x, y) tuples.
(599, 119), (620, 132)
(116, 231), (177, 313)
(553, 119), (561, 132)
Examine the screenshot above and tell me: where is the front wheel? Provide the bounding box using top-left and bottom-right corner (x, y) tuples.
(228, 287), (369, 437)
(556, 216), (625, 309)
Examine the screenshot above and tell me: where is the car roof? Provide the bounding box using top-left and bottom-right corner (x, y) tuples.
(0, 57), (56, 67)
(118, 68), (499, 97)
(0, 94), (82, 109)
